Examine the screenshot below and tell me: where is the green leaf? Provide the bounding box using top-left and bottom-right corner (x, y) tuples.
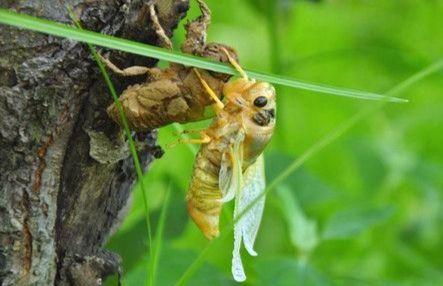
(148, 188), (171, 286)
(0, 8), (408, 102)
(122, 259), (149, 286)
(277, 186), (319, 254)
(322, 206), (395, 240)
(255, 258), (333, 286)
(156, 245), (231, 286)
(266, 152), (336, 207)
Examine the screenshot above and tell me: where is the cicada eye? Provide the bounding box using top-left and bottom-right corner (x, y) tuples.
(253, 96), (267, 108)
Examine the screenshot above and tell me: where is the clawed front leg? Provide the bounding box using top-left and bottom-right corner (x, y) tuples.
(181, 0), (212, 54)
(172, 128), (206, 136)
(97, 53), (162, 78)
(168, 130), (211, 148)
(181, 132), (211, 145)
(196, 0), (211, 24)
(147, 2), (174, 50)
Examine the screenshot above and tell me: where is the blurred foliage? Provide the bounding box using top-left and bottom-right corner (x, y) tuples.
(105, 0), (443, 285)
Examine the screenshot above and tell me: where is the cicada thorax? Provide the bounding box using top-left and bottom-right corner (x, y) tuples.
(106, 65), (227, 130)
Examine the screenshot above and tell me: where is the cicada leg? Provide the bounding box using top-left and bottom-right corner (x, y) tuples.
(172, 129), (206, 136)
(181, 0), (211, 54)
(147, 2), (173, 50)
(195, 0), (211, 25)
(97, 2), (172, 78)
(97, 53), (162, 78)
(181, 133), (211, 145)
(193, 68), (225, 112)
(167, 131), (211, 148)
(221, 47), (248, 80)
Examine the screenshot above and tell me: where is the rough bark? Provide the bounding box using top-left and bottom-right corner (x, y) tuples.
(0, 0), (188, 285)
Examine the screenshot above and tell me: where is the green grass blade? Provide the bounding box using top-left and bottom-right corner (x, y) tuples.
(0, 8), (407, 103)
(148, 187), (171, 286)
(246, 70), (399, 101)
(174, 58), (443, 284)
(69, 12), (153, 254)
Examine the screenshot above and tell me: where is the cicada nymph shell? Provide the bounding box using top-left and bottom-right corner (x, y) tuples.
(105, 0), (238, 130)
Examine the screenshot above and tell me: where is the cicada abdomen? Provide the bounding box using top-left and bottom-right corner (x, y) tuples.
(186, 142), (225, 239)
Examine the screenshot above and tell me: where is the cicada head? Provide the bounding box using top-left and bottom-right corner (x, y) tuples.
(243, 82), (276, 128)
(224, 80), (276, 128)
(223, 79), (276, 162)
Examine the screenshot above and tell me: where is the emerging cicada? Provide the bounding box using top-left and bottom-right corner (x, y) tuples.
(186, 50), (276, 282)
(102, 0), (238, 130)
(102, 0), (276, 281)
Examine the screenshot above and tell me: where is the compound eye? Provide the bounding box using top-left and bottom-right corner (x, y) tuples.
(253, 96), (267, 108)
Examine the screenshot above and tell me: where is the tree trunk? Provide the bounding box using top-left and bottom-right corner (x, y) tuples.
(0, 0), (188, 285)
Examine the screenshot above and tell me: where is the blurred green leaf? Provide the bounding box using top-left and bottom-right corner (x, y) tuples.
(322, 206), (395, 240)
(392, 241), (443, 284)
(148, 188), (171, 286)
(159, 246), (232, 286)
(266, 152), (337, 207)
(246, 0), (270, 15)
(277, 186), (319, 254)
(122, 258), (149, 286)
(107, 218), (148, 274)
(255, 258), (333, 286)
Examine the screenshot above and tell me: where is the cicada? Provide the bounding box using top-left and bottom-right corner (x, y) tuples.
(186, 50), (276, 282)
(102, 0), (238, 130)
(102, 0), (276, 281)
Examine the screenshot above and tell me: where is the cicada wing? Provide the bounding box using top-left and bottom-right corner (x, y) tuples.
(219, 132), (244, 203)
(232, 222), (246, 282)
(240, 155), (266, 255)
(232, 155), (266, 282)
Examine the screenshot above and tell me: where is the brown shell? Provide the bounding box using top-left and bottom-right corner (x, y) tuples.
(106, 67), (227, 130)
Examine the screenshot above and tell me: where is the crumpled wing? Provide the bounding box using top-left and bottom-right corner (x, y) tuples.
(232, 155), (266, 282)
(219, 132), (244, 203)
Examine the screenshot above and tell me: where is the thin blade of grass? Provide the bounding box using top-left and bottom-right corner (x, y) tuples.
(148, 187), (171, 286)
(174, 59), (443, 284)
(69, 12), (153, 253)
(0, 8), (407, 103)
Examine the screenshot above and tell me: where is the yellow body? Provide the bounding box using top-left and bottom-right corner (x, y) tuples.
(187, 79), (276, 239)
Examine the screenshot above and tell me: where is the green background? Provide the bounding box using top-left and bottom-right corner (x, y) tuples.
(105, 0), (443, 285)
